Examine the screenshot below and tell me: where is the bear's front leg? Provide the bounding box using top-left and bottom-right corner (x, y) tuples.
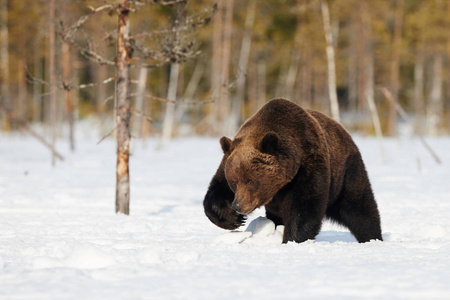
(203, 163), (246, 230)
(280, 173), (329, 243)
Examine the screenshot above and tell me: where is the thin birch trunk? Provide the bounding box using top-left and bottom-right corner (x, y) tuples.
(210, 0), (223, 134)
(116, 0), (131, 215)
(286, 0), (305, 103)
(61, 42), (75, 151)
(426, 54), (443, 136)
(362, 3), (384, 162)
(348, 11), (358, 113)
(413, 53), (424, 135)
(17, 58), (27, 120)
(221, 0), (234, 135)
(175, 61), (204, 125)
(49, 0), (57, 166)
(0, 0), (9, 130)
(300, 47), (312, 108)
(33, 37), (43, 123)
(132, 67), (148, 139)
(247, 58), (258, 117)
(160, 63), (180, 148)
(321, 0), (340, 122)
(233, 0), (256, 134)
(256, 58), (266, 111)
(387, 0), (404, 136)
(0, 0), (9, 104)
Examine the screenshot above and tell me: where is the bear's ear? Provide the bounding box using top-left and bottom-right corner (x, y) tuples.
(220, 136), (233, 155)
(260, 132), (280, 155)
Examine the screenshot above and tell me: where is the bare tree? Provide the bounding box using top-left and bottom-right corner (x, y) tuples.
(160, 1), (186, 148)
(321, 0), (340, 122)
(115, 0), (132, 215)
(59, 0), (216, 215)
(387, 0), (404, 136)
(426, 54), (443, 136)
(220, 0), (234, 136)
(0, 0), (10, 129)
(232, 0), (257, 134)
(61, 41), (75, 151)
(49, 0), (57, 166)
(361, 2), (384, 162)
(413, 53), (425, 135)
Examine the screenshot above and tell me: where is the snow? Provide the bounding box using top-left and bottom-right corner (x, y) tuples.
(1, 132), (450, 299)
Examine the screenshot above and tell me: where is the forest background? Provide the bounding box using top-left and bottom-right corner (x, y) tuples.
(0, 0), (449, 146)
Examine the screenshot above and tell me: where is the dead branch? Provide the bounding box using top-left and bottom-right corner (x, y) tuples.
(129, 93), (214, 105)
(132, 109), (153, 123)
(133, 3), (217, 39)
(379, 86), (442, 165)
(96, 125), (117, 145)
(61, 4), (115, 42)
(0, 104), (65, 161)
(79, 48), (115, 66)
(136, 0), (188, 6)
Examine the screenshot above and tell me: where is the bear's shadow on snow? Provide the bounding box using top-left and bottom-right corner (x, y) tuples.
(315, 231), (358, 243)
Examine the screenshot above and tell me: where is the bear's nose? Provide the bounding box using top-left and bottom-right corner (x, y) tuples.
(231, 200), (242, 213)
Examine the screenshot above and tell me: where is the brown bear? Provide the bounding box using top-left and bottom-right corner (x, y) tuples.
(203, 98), (382, 243)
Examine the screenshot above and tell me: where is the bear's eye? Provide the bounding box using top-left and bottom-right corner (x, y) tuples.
(245, 180), (253, 186)
(229, 181), (237, 191)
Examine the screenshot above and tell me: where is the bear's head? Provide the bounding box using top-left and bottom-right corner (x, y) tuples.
(220, 132), (295, 215)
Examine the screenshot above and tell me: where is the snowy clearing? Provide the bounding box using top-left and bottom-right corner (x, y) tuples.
(1, 132), (450, 299)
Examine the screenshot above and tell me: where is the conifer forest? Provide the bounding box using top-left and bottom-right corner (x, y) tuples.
(1, 0), (449, 141)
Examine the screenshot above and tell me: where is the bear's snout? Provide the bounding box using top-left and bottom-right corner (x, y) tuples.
(231, 196), (256, 215)
(231, 199), (242, 214)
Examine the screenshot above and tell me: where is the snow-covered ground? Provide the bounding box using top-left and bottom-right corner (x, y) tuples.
(1, 131), (450, 299)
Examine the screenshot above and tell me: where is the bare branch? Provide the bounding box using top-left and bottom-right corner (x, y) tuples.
(0, 104), (65, 161)
(80, 48), (116, 65)
(132, 109), (153, 123)
(378, 86), (442, 165)
(62, 4), (115, 42)
(97, 125), (118, 145)
(77, 77), (115, 90)
(143, 0), (188, 6)
(129, 93), (214, 105)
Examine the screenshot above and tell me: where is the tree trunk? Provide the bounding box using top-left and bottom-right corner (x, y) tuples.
(362, 3), (384, 162)
(33, 36), (43, 123)
(0, 0), (9, 130)
(256, 57), (266, 111)
(387, 0), (404, 136)
(285, 0), (305, 103)
(426, 54), (443, 136)
(233, 0), (256, 134)
(220, 0), (234, 136)
(160, 63), (179, 148)
(348, 10), (358, 113)
(116, 0), (131, 215)
(210, 0), (223, 134)
(413, 53), (424, 135)
(247, 57), (258, 117)
(300, 46), (312, 108)
(321, 0), (340, 122)
(17, 58), (27, 120)
(62, 41), (75, 151)
(356, 1), (367, 115)
(132, 67), (148, 141)
(49, 0), (57, 166)
(175, 61), (204, 125)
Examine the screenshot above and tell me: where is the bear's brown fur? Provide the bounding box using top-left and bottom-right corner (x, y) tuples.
(203, 98), (382, 243)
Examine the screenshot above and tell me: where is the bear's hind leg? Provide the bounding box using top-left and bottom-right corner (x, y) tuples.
(330, 163), (382, 243)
